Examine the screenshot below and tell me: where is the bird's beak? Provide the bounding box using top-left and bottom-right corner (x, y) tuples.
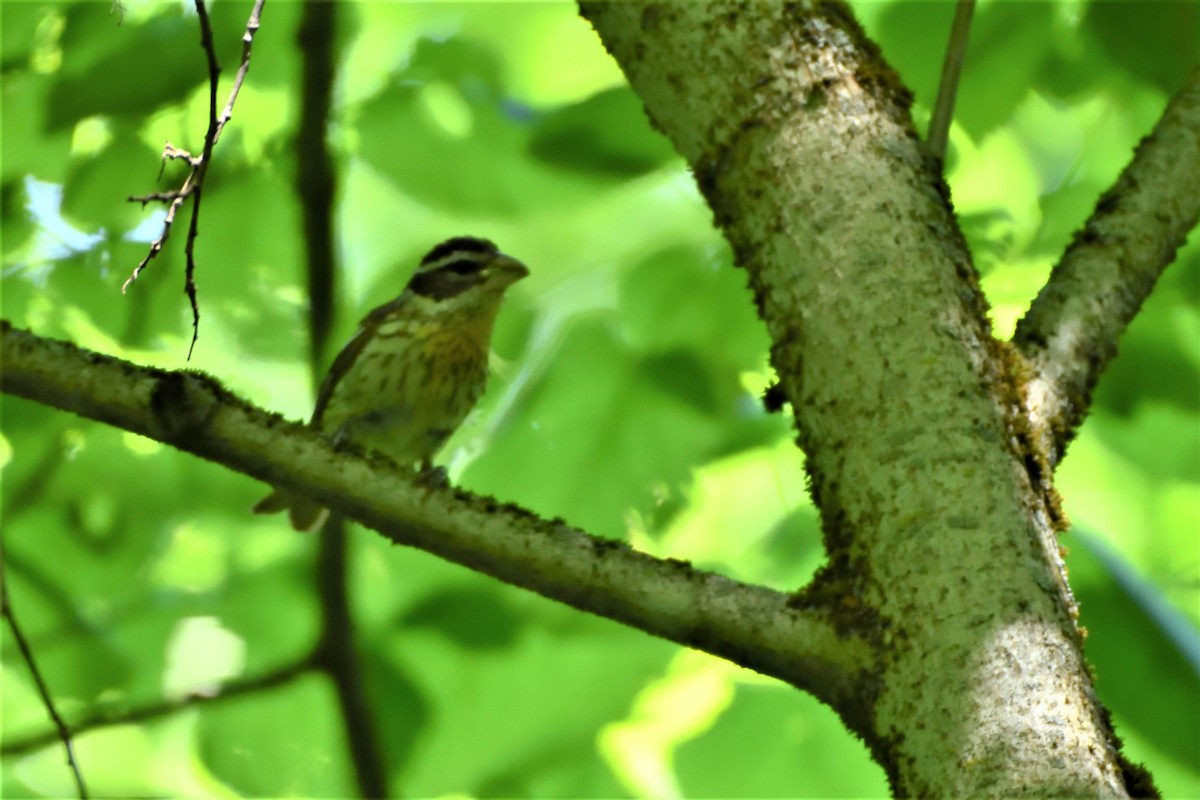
(489, 253), (530, 286)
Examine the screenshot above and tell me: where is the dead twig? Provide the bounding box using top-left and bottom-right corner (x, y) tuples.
(122, 0), (266, 360)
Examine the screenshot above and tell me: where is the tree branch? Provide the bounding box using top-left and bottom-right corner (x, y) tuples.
(1, 654), (311, 758)
(1, 562), (88, 798)
(0, 321), (869, 724)
(926, 0), (974, 163)
(122, 0), (266, 360)
(1013, 66), (1200, 466)
(296, 0), (338, 377)
(293, 4), (387, 795)
(312, 519), (388, 799)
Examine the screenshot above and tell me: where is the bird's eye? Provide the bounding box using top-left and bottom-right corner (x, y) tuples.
(443, 258), (483, 276)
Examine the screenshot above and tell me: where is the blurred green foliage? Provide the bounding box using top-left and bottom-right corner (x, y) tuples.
(1, 1), (1197, 797)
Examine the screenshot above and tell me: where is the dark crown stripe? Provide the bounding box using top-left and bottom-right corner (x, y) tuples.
(420, 236), (498, 267)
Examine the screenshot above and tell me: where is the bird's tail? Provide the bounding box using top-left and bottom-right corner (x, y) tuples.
(252, 488), (328, 533)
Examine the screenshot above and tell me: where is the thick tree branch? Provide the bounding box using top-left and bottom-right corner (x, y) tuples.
(0, 321), (869, 725)
(1013, 67), (1200, 466)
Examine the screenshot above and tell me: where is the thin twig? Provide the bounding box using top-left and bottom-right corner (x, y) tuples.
(122, 189), (191, 292)
(122, 0), (267, 360)
(1, 558), (89, 798)
(1, 654), (312, 758)
(217, 0), (266, 144)
(178, 0), (223, 360)
(129, 190), (189, 205)
(927, 0), (975, 163)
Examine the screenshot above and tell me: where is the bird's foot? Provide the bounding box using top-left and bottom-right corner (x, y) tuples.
(415, 461), (450, 492)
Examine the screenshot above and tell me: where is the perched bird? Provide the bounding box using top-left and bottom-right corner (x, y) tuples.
(253, 236), (529, 531)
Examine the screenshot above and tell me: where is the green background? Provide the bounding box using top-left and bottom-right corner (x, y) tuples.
(2, 1), (1197, 797)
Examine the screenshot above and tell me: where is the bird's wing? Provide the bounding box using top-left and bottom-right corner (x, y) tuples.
(310, 295), (405, 426)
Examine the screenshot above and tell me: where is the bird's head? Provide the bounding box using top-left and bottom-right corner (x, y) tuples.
(407, 237), (529, 304)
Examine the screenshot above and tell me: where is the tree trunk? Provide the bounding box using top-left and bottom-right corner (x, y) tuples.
(579, 3), (1143, 796)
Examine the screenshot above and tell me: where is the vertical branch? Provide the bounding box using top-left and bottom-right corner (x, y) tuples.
(1, 561), (89, 799)
(296, 0), (338, 377)
(295, 3), (387, 797)
(927, 0), (975, 163)
(312, 519), (388, 799)
(181, 0), (224, 359)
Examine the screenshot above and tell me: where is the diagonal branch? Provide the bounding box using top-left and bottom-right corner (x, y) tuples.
(1013, 67), (1200, 467)
(1, 562), (88, 798)
(1, 654), (311, 758)
(0, 320), (871, 730)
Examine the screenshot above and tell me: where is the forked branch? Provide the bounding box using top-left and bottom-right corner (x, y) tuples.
(123, 0), (266, 359)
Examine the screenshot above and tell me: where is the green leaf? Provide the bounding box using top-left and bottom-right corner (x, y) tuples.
(955, 2), (1057, 139)
(529, 87), (677, 177)
(61, 126), (164, 233)
(399, 585), (525, 651)
(197, 674), (356, 796)
(464, 318), (723, 539)
(677, 682), (887, 796)
(48, 7), (203, 130)
(1084, 0), (1199, 94)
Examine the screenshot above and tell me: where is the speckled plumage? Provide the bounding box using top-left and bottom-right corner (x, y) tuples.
(253, 237), (528, 531)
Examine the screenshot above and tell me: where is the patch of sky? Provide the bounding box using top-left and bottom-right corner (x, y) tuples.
(8, 176), (165, 285)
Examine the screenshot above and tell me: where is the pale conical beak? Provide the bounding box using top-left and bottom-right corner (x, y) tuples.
(489, 253), (530, 287)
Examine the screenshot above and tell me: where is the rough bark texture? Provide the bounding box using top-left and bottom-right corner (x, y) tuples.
(0, 320), (870, 720)
(580, 3), (1129, 796)
(1014, 67), (1200, 466)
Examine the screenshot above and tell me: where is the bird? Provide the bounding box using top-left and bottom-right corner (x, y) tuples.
(253, 236), (529, 531)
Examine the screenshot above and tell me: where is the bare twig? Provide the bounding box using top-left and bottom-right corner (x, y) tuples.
(129, 190), (189, 205)
(122, 0), (267, 360)
(1, 654), (311, 758)
(1, 557), (89, 798)
(927, 0), (974, 162)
